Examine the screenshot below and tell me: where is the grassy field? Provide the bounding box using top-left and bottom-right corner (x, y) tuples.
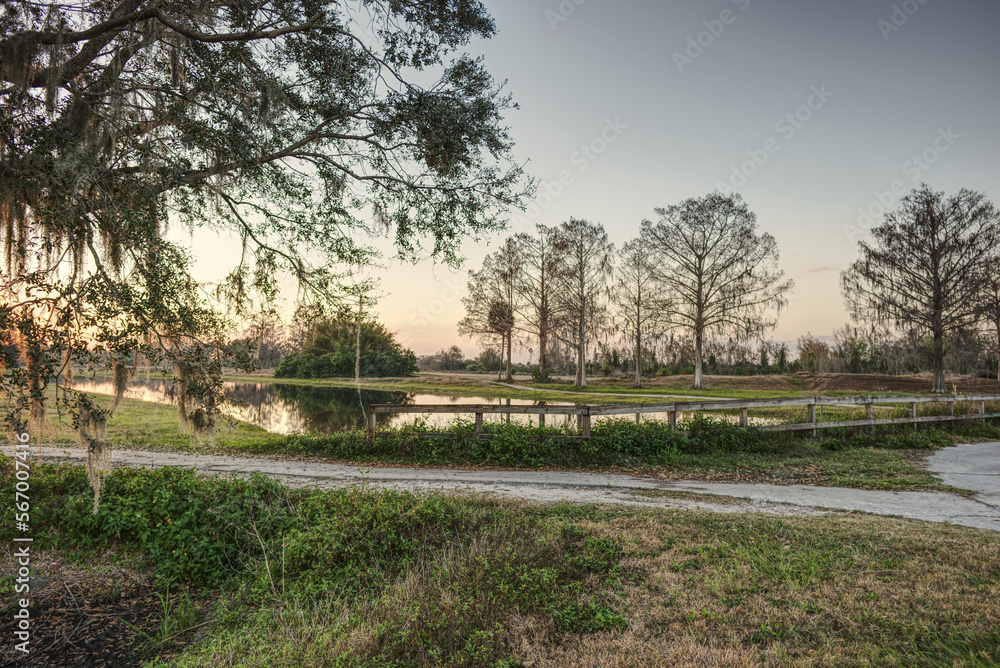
(2, 461), (998, 667)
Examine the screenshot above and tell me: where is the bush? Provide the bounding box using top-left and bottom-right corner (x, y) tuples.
(274, 349), (417, 379)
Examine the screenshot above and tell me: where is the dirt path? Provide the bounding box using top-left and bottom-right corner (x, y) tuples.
(15, 444), (1000, 532)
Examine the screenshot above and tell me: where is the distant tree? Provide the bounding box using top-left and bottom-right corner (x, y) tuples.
(459, 239), (520, 381)
(512, 225), (563, 382)
(643, 192), (793, 389)
(551, 219), (613, 387)
(841, 185), (1000, 393)
(797, 333), (832, 373)
(241, 313), (291, 369)
(977, 256), (1000, 382)
(430, 345), (465, 371)
(474, 347), (503, 374)
(611, 238), (672, 388)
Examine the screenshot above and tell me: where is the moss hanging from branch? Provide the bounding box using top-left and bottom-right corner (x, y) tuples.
(76, 399), (111, 514)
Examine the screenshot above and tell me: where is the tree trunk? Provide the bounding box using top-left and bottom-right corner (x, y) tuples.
(634, 325), (642, 389)
(575, 312), (587, 387)
(693, 330), (704, 390)
(931, 321), (947, 393)
(634, 345), (642, 388)
(995, 319), (1000, 383)
(538, 327), (548, 382)
(497, 335), (505, 381)
(355, 299), (362, 383)
(505, 331), (513, 382)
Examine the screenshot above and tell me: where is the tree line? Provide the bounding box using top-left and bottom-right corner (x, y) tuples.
(462, 184), (1000, 393)
(460, 191), (793, 389)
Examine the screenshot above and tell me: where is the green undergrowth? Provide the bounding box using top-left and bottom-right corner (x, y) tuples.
(0, 460), (629, 666)
(3, 460), (999, 666)
(216, 416), (1000, 491)
(235, 415), (987, 466)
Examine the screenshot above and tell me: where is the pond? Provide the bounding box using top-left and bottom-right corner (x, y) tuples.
(71, 378), (776, 435)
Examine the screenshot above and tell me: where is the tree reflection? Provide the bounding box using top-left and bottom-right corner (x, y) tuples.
(271, 384), (415, 433)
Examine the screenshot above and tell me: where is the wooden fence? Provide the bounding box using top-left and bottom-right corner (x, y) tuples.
(367, 394), (1000, 439)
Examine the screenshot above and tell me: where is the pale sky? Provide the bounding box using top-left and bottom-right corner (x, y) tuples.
(178, 0), (1000, 357)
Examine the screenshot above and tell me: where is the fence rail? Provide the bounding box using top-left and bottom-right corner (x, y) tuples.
(366, 394), (1000, 439)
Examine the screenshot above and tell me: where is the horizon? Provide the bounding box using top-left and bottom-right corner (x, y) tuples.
(172, 0), (1000, 358)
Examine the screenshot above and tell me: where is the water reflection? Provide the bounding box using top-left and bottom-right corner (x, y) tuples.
(71, 378), (778, 435)
(71, 379), (577, 434)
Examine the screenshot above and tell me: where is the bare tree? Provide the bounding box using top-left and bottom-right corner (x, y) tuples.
(612, 238), (672, 388)
(552, 219), (613, 387)
(841, 184), (1000, 393)
(512, 224), (563, 382)
(643, 192), (792, 389)
(459, 239), (520, 381)
(976, 256), (1000, 382)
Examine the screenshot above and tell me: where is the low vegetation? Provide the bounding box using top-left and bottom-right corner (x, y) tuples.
(3, 460), (998, 667)
(24, 382), (1000, 493)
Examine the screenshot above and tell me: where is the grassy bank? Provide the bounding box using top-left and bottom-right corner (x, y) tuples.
(20, 387), (272, 451)
(2, 460), (998, 667)
(23, 383), (1000, 492)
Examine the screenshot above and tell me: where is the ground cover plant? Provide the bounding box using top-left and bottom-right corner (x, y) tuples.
(2, 459), (998, 667)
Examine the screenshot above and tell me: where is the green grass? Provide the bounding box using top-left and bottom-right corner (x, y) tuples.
(21, 385), (272, 452)
(4, 460), (998, 667)
(24, 378), (1000, 493)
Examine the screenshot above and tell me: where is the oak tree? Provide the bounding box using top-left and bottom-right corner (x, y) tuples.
(0, 1), (529, 477)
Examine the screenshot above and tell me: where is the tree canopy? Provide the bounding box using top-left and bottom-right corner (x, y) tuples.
(0, 0), (528, 431)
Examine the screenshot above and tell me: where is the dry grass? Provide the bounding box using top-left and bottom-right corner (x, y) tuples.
(520, 510), (1000, 668)
(157, 496), (1000, 667)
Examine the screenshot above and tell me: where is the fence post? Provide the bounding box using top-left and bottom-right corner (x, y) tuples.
(635, 412), (641, 424)
(669, 411), (677, 431)
(475, 411), (484, 437)
(539, 401), (546, 428)
(367, 407), (376, 438)
(981, 401), (987, 422)
(865, 402), (874, 421)
(948, 399), (955, 417)
(739, 407), (748, 428)
(808, 400), (817, 439)
(581, 407), (591, 439)
(910, 401), (917, 430)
